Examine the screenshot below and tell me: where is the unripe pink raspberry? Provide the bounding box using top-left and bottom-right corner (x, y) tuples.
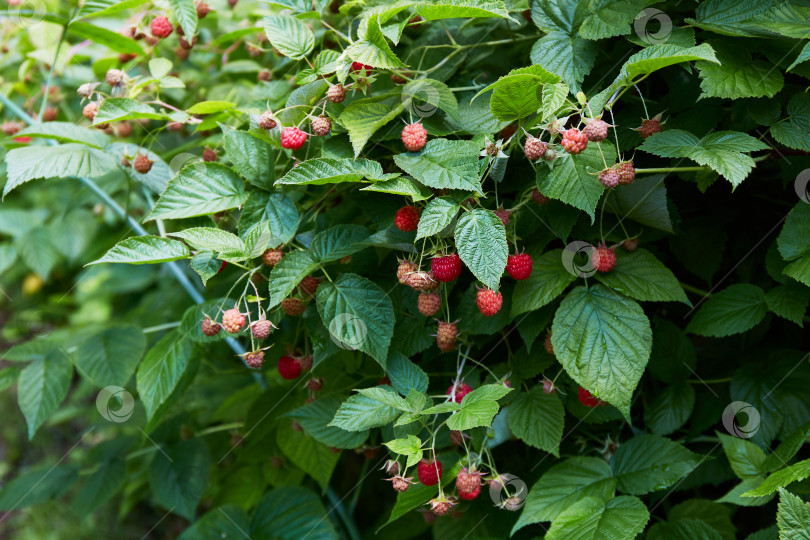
(222, 308), (246, 333)
(401, 122), (427, 152)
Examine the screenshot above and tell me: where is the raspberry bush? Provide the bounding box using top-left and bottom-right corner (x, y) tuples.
(1, 1), (810, 538)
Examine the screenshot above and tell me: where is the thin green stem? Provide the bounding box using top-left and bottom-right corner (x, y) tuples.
(635, 167), (708, 173)
(326, 487), (363, 540)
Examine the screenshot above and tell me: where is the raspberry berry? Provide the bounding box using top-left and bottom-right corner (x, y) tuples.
(542, 378), (557, 394)
(532, 188), (549, 205)
(133, 154), (154, 174)
(311, 115), (331, 137)
(561, 128), (588, 155)
(436, 321), (458, 353)
(417, 459), (443, 486)
(201, 316), (221, 336)
(327, 84), (346, 103)
(2, 120), (21, 136)
(476, 288), (503, 317)
(578, 386), (605, 407)
(222, 308), (246, 333)
(394, 206), (420, 232)
(616, 161), (635, 185)
(262, 248), (283, 267)
(299, 276), (321, 296)
(105, 69), (125, 87)
(418, 292), (441, 317)
(251, 319), (273, 340)
(351, 61), (374, 73)
(428, 496), (455, 516)
(583, 119), (609, 142)
(523, 136), (547, 161)
(244, 351), (265, 369)
(401, 122), (427, 152)
(281, 127), (307, 150)
(258, 112), (277, 130)
(458, 486), (481, 500)
(598, 168), (619, 189)
(397, 259), (418, 284)
(431, 254), (462, 282)
(447, 382), (472, 403)
(506, 253), (533, 280)
(150, 16), (173, 38)
(83, 102), (98, 121)
(203, 147), (217, 162)
(277, 356), (302, 379)
(624, 237), (639, 251)
(195, 1), (211, 18)
(456, 467), (484, 494)
(493, 208), (510, 227)
(298, 355), (313, 372)
(544, 331), (554, 355)
(281, 297), (305, 316)
(406, 270), (437, 291)
(637, 115), (662, 138)
(591, 245), (616, 272)
(389, 475), (415, 492)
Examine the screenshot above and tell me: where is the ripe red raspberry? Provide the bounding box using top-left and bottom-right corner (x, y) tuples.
(243, 351), (264, 368)
(578, 386), (605, 407)
(436, 321), (457, 352)
(311, 115), (331, 136)
(281, 297), (305, 316)
(418, 292), (441, 317)
(397, 259), (418, 284)
(406, 271), (437, 291)
(447, 382), (472, 403)
(638, 116), (662, 138)
(493, 208), (510, 227)
(195, 0), (211, 18)
(258, 112), (277, 130)
(277, 356), (301, 379)
(476, 288), (502, 317)
(591, 245), (616, 272)
(532, 188), (549, 205)
(544, 331), (554, 355)
(417, 459), (443, 486)
(203, 147), (217, 162)
(456, 467), (484, 494)
(133, 154), (153, 174)
(598, 168), (619, 189)
(83, 102), (98, 121)
(351, 61), (374, 73)
(201, 316), (221, 336)
(394, 206), (420, 232)
(428, 496), (455, 516)
(506, 253), (532, 280)
(299, 276), (321, 296)
(583, 119), (609, 142)
(281, 127), (307, 150)
(251, 319), (273, 340)
(431, 254), (461, 282)
(262, 248), (283, 267)
(150, 16), (173, 38)
(222, 308), (246, 333)
(458, 486), (481, 500)
(561, 128), (588, 154)
(523, 137), (547, 161)
(623, 237), (639, 251)
(327, 84), (346, 103)
(616, 161), (635, 185)
(401, 122), (427, 152)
